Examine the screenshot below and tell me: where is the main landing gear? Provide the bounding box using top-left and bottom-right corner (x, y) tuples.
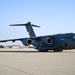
(54, 50), (63, 52)
(39, 49), (48, 52)
(39, 49), (63, 52)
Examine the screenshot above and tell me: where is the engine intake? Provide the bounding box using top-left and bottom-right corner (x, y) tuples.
(22, 38), (32, 46)
(47, 37), (52, 44)
(41, 37), (52, 45)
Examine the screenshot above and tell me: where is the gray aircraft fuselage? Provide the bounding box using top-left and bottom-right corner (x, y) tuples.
(30, 33), (75, 52)
(0, 22), (75, 52)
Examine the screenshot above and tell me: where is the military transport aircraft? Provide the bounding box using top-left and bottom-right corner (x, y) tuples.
(0, 22), (75, 52)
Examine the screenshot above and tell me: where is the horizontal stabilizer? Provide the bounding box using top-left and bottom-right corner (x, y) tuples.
(10, 22), (40, 28)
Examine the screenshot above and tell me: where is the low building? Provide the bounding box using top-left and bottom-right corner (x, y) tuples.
(11, 45), (22, 49)
(4, 46), (11, 48)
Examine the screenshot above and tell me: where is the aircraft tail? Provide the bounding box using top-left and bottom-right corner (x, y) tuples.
(10, 22), (40, 37)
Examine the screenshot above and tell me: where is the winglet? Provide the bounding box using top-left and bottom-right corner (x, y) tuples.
(10, 22), (40, 28)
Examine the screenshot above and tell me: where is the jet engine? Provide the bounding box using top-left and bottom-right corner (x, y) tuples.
(41, 37), (52, 45)
(22, 38), (32, 46)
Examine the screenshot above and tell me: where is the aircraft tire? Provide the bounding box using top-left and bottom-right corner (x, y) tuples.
(54, 50), (62, 52)
(45, 50), (48, 52)
(39, 50), (48, 52)
(39, 50), (45, 52)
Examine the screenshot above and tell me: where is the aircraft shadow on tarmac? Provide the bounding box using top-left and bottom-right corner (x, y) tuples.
(0, 50), (55, 53)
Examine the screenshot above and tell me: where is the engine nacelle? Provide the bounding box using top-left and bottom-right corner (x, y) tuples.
(22, 38), (32, 46)
(41, 37), (52, 45)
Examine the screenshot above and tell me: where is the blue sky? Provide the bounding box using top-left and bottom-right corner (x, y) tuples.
(0, 0), (75, 45)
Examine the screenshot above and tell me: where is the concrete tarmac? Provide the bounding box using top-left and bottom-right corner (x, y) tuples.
(0, 48), (75, 75)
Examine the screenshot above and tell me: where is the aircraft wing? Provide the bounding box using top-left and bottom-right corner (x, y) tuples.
(31, 35), (53, 38)
(0, 35), (53, 42)
(0, 38), (26, 42)
(30, 35), (54, 41)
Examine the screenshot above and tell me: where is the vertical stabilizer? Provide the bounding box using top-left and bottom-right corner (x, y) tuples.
(25, 22), (36, 37)
(10, 22), (40, 37)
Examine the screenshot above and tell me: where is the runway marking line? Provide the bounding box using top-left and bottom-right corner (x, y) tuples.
(0, 64), (33, 75)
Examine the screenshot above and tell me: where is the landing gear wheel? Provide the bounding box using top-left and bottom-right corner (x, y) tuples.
(39, 50), (48, 52)
(58, 50), (63, 52)
(45, 50), (48, 52)
(54, 50), (63, 52)
(54, 50), (57, 52)
(39, 50), (45, 52)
